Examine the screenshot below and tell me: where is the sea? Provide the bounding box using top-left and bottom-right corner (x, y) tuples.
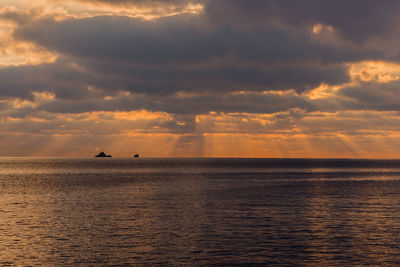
(1, 158), (400, 266)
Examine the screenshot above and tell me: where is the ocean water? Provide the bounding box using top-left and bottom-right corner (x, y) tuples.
(1, 158), (400, 266)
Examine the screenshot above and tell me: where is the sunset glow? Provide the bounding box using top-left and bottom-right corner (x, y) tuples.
(1, 0), (400, 157)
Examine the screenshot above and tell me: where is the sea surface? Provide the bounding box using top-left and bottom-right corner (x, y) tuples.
(1, 158), (400, 266)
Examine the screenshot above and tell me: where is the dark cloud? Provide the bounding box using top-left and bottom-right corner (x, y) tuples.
(0, 56), (349, 101)
(7, 12), (382, 102)
(68, 0), (400, 45)
(1, 1), (399, 132)
(14, 15), (381, 65)
(159, 92), (312, 115)
(85, 59), (350, 94)
(15, 77), (399, 119)
(0, 58), (104, 100)
(205, 0), (400, 43)
(31, 91), (311, 115)
(339, 81), (400, 111)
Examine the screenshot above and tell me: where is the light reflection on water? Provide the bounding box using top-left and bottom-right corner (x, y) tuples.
(1, 158), (400, 265)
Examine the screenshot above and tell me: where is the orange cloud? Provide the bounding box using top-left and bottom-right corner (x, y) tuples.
(349, 61), (400, 83)
(44, 0), (204, 20)
(1, 107), (400, 157)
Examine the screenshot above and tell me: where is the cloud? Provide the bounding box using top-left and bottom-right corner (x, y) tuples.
(53, 0), (203, 10)
(0, 10), (395, 117)
(40, 0), (205, 23)
(6, 13), (381, 102)
(65, 0), (203, 9)
(204, 0), (400, 43)
(14, 14), (382, 65)
(2, 1), (400, 157)
(339, 80), (400, 112)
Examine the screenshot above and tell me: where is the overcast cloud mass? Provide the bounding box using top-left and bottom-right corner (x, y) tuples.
(1, 0), (400, 157)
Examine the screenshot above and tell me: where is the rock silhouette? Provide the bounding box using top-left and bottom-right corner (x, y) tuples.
(95, 151), (112, 158)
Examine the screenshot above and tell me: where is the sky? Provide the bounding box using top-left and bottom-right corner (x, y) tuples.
(1, 0), (400, 157)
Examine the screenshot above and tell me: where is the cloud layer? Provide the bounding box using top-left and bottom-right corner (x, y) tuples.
(1, 0), (400, 157)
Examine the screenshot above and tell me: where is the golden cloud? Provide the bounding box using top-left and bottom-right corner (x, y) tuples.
(350, 61), (400, 83)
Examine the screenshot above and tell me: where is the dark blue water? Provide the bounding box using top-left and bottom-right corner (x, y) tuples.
(1, 158), (400, 265)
